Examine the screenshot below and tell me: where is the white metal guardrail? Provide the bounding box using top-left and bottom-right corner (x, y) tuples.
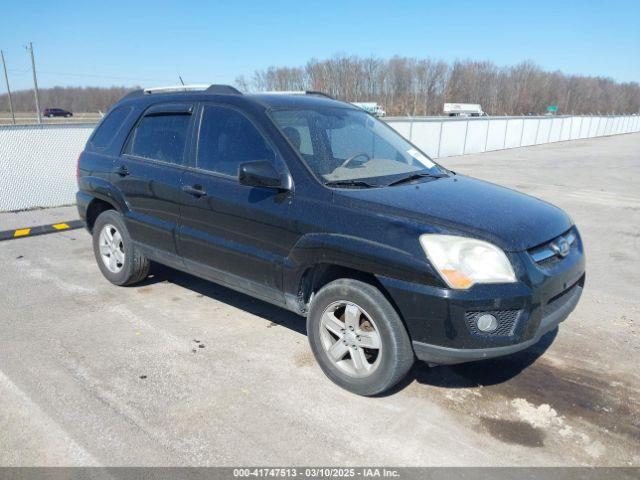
(385, 114), (640, 159)
(0, 115), (639, 212)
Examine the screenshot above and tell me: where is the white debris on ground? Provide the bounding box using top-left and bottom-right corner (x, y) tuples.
(510, 398), (608, 459)
(511, 398), (563, 428)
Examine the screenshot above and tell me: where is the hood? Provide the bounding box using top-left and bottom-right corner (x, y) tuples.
(334, 174), (572, 251)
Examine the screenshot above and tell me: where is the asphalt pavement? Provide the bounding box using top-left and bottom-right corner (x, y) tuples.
(1, 133), (638, 466)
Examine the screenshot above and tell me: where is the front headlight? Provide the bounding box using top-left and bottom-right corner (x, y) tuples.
(419, 234), (516, 289)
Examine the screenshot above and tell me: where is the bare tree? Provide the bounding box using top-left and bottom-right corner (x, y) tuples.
(3, 58), (638, 116)
(241, 55), (640, 116)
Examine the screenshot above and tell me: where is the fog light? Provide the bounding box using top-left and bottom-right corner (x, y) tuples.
(476, 314), (498, 332)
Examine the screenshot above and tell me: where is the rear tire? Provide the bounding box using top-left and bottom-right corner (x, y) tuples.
(92, 210), (150, 286)
(307, 278), (414, 396)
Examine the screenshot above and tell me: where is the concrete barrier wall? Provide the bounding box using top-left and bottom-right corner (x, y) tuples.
(385, 115), (640, 159)
(1, 115), (639, 212)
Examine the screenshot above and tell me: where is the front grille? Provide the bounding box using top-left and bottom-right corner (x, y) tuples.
(537, 254), (562, 268)
(529, 228), (577, 266)
(465, 309), (522, 337)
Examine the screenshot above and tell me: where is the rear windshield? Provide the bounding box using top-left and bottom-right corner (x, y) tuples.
(270, 107), (444, 185)
(90, 106), (133, 149)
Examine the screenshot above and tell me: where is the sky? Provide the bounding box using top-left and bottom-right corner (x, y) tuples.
(1, 0), (639, 92)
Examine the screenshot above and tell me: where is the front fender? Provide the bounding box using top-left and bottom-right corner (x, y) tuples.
(283, 233), (443, 295)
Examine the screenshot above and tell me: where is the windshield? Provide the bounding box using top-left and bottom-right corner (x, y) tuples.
(270, 107), (446, 185)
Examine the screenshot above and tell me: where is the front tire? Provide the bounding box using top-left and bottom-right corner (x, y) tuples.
(307, 278), (414, 396)
(92, 210), (150, 286)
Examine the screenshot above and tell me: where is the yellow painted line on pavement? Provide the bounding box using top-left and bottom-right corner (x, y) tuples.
(13, 228), (31, 237)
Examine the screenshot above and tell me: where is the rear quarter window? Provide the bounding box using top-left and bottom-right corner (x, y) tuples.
(90, 106), (133, 149)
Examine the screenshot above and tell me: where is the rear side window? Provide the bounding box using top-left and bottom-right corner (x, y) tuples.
(90, 106), (133, 149)
(124, 112), (191, 164)
(197, 106), (277, 176)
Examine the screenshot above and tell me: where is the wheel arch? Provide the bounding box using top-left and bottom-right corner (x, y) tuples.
(284, 233), (438, 312)
(295, 263), (408, 330)
(85, 194), (125, 233)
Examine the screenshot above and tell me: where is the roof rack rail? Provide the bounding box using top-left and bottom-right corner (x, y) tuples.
(206, 84), (242, 95)
(305, 90), (334, 99)
(261, 90), (334, 99)
(144, 84), (210, 94)
(119, 84), (242, 101)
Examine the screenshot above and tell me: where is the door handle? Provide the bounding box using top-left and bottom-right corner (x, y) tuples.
(182, 185), (207, 197)
(114, 165), (130, 177)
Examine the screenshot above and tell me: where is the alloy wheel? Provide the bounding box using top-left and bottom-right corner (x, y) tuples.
(98, 224), (125, 273)
(319, 301), (382, 378)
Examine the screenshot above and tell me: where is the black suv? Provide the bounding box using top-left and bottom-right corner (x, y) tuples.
(77, 84), (585, 395)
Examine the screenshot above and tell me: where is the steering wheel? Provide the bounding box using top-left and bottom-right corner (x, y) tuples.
(339, 152), (371, 169)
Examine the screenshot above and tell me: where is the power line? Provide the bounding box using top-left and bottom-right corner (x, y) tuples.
(6, 68), (31, 75)
(5, 67), (176, 85)
(25, 69), (175, 83)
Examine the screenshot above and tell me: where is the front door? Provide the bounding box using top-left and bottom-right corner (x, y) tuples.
(177, 104), (295, 303)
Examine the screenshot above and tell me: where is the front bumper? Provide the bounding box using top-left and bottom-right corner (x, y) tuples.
(412, 284), (582, 364)
(377, 229), (586, 365)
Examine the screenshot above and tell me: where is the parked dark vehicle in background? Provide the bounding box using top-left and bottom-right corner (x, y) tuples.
(76, 85), (585, 395)
(43, 108), (73, 118)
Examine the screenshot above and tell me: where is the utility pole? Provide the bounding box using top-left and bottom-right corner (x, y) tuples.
(1, 50), (15, 124)
(27, 42), (41, 124)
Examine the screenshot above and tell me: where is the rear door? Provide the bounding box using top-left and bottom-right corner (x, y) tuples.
(177, 103), (295, 303)
(114, 102), (194, 256)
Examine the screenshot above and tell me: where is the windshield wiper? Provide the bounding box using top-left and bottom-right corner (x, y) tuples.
(325, 179), (378, 188)
(386, 172), (447, 187)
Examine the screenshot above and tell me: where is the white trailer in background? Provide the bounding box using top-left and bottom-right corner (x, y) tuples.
(444, 103), (485, 117)
(351, 102), (386, 117)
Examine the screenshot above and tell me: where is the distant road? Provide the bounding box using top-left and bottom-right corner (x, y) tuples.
(0, 112), (102, 125)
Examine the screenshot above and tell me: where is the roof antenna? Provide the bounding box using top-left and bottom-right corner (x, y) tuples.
(178, 76), (185, 90)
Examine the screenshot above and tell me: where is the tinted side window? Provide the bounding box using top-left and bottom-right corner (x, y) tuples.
(197, 106), (276, 176)
(90, 106), (133, 149)
(125, 113), (191, 164)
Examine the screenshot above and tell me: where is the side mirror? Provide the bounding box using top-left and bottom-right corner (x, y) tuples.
(238, 160), (291, 191)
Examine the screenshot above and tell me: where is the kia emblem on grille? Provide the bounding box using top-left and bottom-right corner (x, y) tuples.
(551, 237), (571, 257)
